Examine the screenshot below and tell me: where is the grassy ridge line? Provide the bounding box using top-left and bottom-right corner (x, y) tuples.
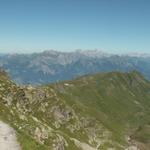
(0, 70), (150, 149)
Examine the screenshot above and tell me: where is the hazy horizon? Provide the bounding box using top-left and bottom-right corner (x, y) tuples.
(1, 49), (150, 55)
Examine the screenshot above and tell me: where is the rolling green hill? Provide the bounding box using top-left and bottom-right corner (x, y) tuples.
(0, 70), (150, 150)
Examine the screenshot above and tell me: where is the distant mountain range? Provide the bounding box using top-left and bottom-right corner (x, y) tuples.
(0, 50), (150, 84)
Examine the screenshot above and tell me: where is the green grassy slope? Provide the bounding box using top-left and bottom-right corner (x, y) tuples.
(53, 71), (150, 149)
(0, 70), (150, 150)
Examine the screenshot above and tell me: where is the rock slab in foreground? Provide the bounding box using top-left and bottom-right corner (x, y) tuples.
(0, 121), (21, 150)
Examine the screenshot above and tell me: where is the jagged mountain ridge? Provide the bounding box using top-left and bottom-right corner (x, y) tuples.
(0, 70), (150, 150)
(1, 50), (150, 84)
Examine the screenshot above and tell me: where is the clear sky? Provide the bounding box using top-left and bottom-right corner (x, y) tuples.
(0, 0), (150, 53)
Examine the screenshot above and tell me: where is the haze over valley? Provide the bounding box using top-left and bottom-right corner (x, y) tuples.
(1, 50), (150, 85)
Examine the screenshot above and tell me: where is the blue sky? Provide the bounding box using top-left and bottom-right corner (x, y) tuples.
(0, 0), (150, 53)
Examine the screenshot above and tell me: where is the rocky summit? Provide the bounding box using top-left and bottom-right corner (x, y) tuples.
(0, 70), (150, 150)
